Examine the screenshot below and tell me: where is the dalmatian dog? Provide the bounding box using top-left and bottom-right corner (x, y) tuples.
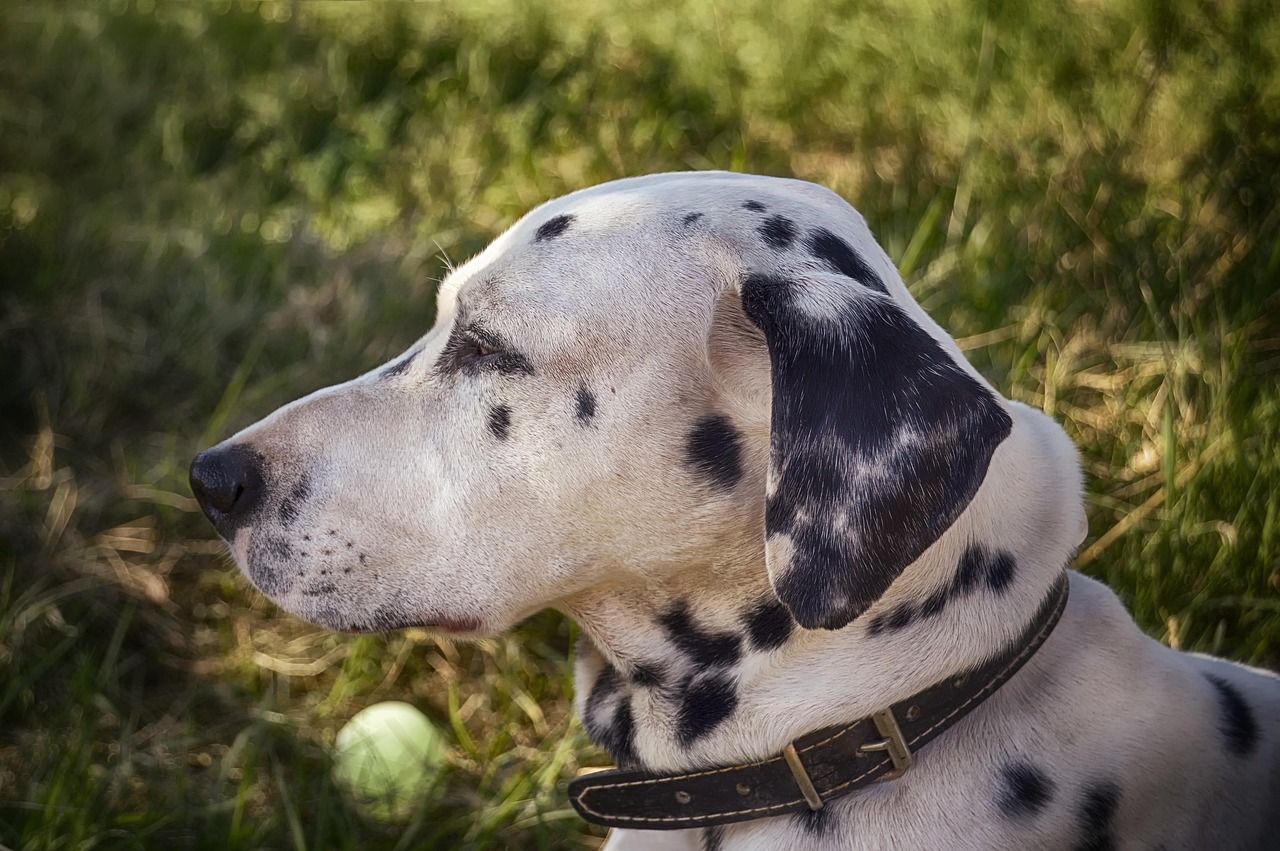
(190, 172), (1279, 850)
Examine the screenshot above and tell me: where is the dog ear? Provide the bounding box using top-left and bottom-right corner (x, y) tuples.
(738, 270), (1012, 630)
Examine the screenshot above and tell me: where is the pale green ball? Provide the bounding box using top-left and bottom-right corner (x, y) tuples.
(332, 701), (447, 822)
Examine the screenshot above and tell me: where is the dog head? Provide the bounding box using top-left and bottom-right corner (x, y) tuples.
(190, 172), (1012, 635)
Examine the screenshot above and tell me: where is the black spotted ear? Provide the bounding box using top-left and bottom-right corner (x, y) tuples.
(738, 270), (1012, 630)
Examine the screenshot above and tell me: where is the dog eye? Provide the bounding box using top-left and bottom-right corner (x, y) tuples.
(460, 336), (502, 363)
(448, 329), (534, 377)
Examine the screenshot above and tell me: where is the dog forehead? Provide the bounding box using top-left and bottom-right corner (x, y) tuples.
(437, 171), (890, 319)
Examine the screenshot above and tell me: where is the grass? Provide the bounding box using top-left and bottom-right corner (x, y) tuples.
(1, 0), (1277, 847)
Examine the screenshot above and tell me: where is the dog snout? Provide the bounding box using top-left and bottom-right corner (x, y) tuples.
(189, 444), (266, 537)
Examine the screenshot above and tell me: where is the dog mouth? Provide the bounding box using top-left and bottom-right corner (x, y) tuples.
(385, 615), (482, 636)
(335, 613), (484, 637)
(226, 534), (484, 637)
(295, 594), (484, 637)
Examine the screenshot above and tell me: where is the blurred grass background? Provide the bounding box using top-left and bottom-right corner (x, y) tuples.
(1, 0), (1277, 847)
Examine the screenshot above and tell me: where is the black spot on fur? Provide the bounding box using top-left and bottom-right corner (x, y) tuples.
(955, 544), (1017, 594)
(868, 545), (1017, 636)
(998, 761), (1055, 818)
(585, 664), (638, 768)
(742, 200), (766, 212)
(380, 349), (419, 378)
(488, 405), (511, 440)
(658, 602), (743, 669)
(631, 662), (666, 688)
(576, 385), (596, 424)
(1074, 782), (1121, 851)
(684, 415), (744, 491)
(683, 212), (704, 227)
(986, 551), (1017, 592)
(955, 546), (986, 592)
(743, 599), (794, 651)
(919, 588), (949, 619)
(604, 700), (637, 768)
(701, 826), (724, 851)
(740, 271), (1012, 630)
(277, 474), (311, 525)
(534, 213), (574, 242)
(677, 674), (738, 745)
(887, 604), (915, 631)
(795, 802), (837, 836)
(805, 227), (887, 292)
(1204, 673), (1259, 757)
(759, 215), (797, 249)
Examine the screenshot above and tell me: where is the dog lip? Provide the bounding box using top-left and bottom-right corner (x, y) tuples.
(416, 616), (483, 635)
(335, 613), (483, 636)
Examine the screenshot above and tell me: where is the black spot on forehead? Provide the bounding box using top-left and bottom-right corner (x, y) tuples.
(743, 598), (794, 651)
(742, 200), (767, 212)
(487, 405), (511, 440)
(805, 227), (887, 293)
(1204, 673), (1259, 757)
(998, 761), (1055, 818)
(1075, 781), (1120, 851)
(575, 385), (596, 424)
(683, 212), (704, 227)
(684, 415), (744, 491)
(658, 601), (742, 669)
(534, 213), (574, 242)
(758, 214), (797, 249)
(677, 673), (738, 745)
(380, 349), (419, 378)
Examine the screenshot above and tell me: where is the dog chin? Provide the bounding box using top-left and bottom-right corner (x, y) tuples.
(292, 597), (485, 638)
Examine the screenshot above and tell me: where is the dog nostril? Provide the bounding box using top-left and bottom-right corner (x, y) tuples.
(189, 445), (266, 533)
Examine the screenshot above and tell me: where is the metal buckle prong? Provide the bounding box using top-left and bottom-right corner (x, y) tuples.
(781, 743), (824, 811)
(858, 709), (914, 781)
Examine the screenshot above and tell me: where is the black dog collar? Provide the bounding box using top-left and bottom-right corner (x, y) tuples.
(569, 575), (1070, 830)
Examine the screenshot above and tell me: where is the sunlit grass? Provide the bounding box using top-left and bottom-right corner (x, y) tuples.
(1, 0), (1276, 847)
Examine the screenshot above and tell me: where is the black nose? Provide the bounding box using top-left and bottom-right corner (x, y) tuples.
(189, 445), (266, 536)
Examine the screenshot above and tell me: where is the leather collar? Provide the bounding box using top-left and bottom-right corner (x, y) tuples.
(569, 575), (1070, 830)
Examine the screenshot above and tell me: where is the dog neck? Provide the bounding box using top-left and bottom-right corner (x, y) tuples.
(559, 406), (1084, 774)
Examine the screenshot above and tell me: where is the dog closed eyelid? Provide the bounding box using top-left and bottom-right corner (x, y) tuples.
(437, 326), (535, 377)
(461, 335), (499, 360)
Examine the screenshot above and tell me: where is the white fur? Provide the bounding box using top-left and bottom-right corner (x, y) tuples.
(206, 172), (1280, 849)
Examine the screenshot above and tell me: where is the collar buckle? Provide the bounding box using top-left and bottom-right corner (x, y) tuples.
(859, 708), (914, 781)
(781, 706), (915, 815)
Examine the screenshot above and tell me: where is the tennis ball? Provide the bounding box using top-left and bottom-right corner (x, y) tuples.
(332, 701), (448, 822)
